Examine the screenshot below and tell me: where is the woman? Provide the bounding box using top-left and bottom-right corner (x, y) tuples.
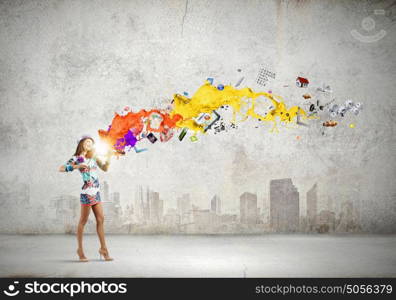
(58, 135), (114, 262)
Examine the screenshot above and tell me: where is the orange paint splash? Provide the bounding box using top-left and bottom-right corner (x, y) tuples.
(98, 109), (182, 154)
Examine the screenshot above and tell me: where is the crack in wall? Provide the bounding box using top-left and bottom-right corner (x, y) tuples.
(181, 0), (189, 37)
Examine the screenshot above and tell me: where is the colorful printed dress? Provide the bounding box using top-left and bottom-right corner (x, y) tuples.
(65, 155), (102, 206)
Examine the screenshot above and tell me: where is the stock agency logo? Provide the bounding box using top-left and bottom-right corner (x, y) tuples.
(351, 9), (387, 43)
(3, 280), (127, 297)
(3, 281), (20, 297)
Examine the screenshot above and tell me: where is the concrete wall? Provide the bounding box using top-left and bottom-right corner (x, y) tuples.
(0, 0), (395, 233)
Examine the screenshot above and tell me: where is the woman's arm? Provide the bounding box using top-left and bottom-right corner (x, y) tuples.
(59, 156), (81, 172)
(95, 151), (112, 172)
(59, 163), (88, 172)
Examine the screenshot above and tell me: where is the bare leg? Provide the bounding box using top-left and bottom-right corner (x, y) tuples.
(77, 205), (91, 259)
(92, 202), (113, 260)
(91, 203), (107, 250)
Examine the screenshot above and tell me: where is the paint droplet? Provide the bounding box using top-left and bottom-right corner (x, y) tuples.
(296, 136), (301, 140)
(349, 123), (355, 128)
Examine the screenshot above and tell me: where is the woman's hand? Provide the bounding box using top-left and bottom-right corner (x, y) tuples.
(96, 152), (111, 172)
(105, 149), (113, 159)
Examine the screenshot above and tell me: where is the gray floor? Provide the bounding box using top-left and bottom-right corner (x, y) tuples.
(0, 234), (395, 277)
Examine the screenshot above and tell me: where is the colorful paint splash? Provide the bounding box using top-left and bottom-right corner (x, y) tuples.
(98, 80), (309, 155)
(98, 109), (182, 154)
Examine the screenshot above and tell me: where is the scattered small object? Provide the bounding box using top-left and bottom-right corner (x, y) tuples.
(317, 84), (331, 93)
(213, 122), (226, 133)
(237, 69), (242, 72)
(323, 99), (336, 108)
(328, 100), (363, 118)
(296, 136), (301, 140)
(160, 127), (174, 142)
(183, 91), (188, 96)
(204, 110), (220, 132)
(190, 135), (198, 142)
(148, 112), (163, 130)
(307, 100), (324, 114)
(195, 112), (211, 125)
(256, 68), (275, 86)
(234, 77), (244, 87)
(296, 77), (309, 88)
(351, 107), (360, 115)
(134, 146), (148, 153)
(303, 94), (311, 99)
(207, 78), (214, 85)
(323, 120), (338, 127)
(338, 105), (347, 117)
(257, 76), (268, 86)
(352, 102), (362, 115)
(268, 90), (272, 94)
(345, 100), (354, 109)
(178, 128), (188, 141)
(196, 111), (220, 132)
(349, 123), (355, 128)
(329, 103), (339, 113)
(217, 84), (224, 90)
(124, 106), (130, 111)
(146, 133), (158, 143)
(259, 68), (276, 79)
(296, 113), (308, 127)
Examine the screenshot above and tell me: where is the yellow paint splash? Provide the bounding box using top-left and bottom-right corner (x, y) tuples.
(170, 81), (308, 133)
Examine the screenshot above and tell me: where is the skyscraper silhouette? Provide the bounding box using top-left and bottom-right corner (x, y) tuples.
(307, 183), (318, 231)
(148, 191), (161, 224)
(270, 178), (300, 232)
(210, 195), (221, 215)
(177, 194), (192, 224)
(103, 181), (109, 202)
(240, 192), (258, 224)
